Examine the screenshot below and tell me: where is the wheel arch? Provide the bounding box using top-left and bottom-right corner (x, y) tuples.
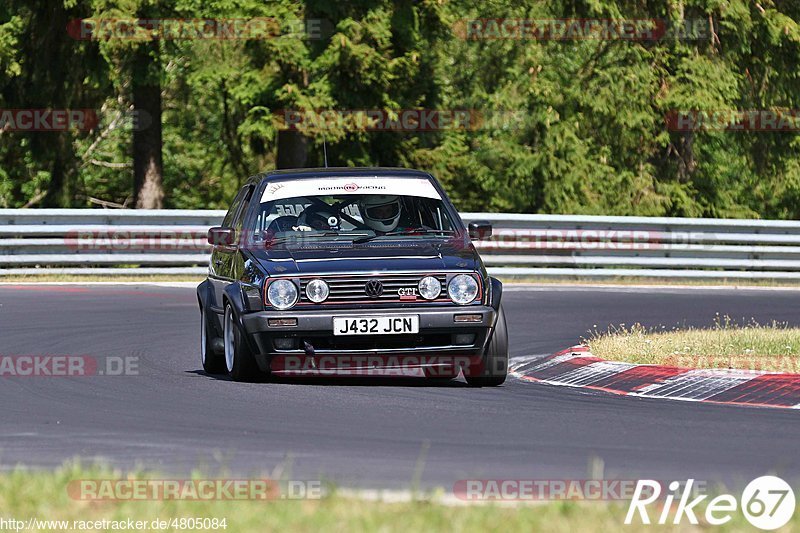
(197, 279), (212, 310)
(489, 276), (503, 312)
(222, 283), (261, 355)
(222, 283), (247, 322)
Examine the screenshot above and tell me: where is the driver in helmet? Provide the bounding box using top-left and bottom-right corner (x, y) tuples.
(358, 195), (403, 233)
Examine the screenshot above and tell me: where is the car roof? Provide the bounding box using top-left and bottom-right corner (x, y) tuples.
(249, 167), (432, 184)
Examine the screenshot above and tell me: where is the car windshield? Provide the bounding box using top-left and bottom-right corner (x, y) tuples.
(248, 177), (456, 244)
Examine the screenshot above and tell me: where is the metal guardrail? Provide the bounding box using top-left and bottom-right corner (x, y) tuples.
(2, 209), (800, 279)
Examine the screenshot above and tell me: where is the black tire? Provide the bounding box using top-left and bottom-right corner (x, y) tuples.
(223, 304), (265, 382)
(201, 305), (226, 374)
(465, 304), (508, 387)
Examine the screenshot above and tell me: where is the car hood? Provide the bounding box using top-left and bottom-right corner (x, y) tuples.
(246, 239), (480, 276)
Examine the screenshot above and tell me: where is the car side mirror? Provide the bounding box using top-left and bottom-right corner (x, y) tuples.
(208, 227), (236, 247)
(468, 221), (492, 240)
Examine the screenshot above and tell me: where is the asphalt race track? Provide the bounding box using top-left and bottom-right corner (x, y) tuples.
(1, 283), (799, 491)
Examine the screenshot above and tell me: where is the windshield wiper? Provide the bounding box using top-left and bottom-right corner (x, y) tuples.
(262, 232), (371, 248)
(352, 228), (455, 245)
(297, 232), (355, 239)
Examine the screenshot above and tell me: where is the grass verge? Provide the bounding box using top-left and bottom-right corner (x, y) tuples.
(586, 316), (800, 372)
(0, 464), (784, 532)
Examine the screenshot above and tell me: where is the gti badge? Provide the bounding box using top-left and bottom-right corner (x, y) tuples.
(397, 287), (418, 301)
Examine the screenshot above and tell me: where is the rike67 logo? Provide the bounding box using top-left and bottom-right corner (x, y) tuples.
(626, 476), (795, 530)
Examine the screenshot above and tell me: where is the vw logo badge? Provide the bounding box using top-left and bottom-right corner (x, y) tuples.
(364, 279), (384, 298)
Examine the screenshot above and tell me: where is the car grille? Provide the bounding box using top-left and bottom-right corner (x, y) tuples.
(298, 273), (451, 305)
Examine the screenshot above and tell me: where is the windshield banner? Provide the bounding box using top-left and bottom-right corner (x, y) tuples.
(260, 177), (442, 202)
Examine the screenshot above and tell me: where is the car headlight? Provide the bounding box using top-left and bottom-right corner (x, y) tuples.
(267, 279), (299, 310)
(305, 279), (329, 303)
(418, 276), (442, 300)
(448, 274), (479, 305)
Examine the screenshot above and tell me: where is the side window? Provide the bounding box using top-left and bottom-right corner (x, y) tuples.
(222, 187), (248, 228)
(232, 186), (253, 232)
(416, 198), (452, 231)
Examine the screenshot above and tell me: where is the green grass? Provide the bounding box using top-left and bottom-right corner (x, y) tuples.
(0, 464), (794, 532)
(0, 465), (616, 533)
(586, 316), (800, 372)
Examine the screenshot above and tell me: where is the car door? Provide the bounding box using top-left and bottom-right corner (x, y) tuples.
(229, 185), (254, 282)
(209, 185), (251, 311)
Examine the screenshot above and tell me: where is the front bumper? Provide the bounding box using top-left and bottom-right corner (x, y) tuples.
(241, 305), (497, 365)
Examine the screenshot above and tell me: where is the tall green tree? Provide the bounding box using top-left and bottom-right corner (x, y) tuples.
(0, 0), (110, 207)
(1, 0), (800, 218)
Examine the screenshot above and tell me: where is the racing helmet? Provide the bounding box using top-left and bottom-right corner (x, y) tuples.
(359, 195), (402, 232)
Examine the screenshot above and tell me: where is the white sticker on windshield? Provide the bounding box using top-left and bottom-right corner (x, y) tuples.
(260, 177), (442, 202)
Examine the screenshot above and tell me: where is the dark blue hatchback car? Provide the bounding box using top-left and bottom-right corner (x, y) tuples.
(197, 168), (507, 386)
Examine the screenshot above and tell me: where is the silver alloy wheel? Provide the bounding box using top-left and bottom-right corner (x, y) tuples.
(200, 307), (207, 365)
(224, 306), (235, 373)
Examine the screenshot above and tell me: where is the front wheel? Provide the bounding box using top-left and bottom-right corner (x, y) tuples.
(465, 304), (508, 387)
(223, 304), (266, 382)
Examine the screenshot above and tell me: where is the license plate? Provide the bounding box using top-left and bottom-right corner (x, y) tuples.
(333, 316), (419, 336)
